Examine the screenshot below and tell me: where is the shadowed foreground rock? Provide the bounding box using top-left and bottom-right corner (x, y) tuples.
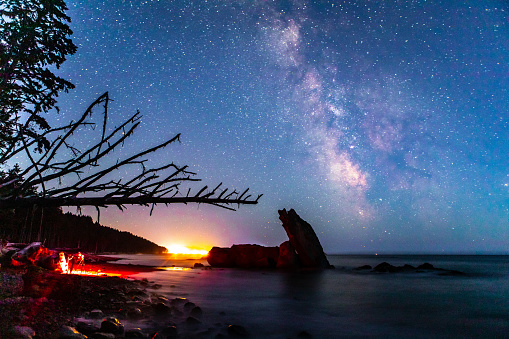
(207, 209), (332, 269)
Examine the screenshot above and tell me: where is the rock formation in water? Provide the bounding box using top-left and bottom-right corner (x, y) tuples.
(278, 208), (332, 269)
(207, 245), (279, 269)
(276, 240), (300, 269)
(207, 209), (332, 269)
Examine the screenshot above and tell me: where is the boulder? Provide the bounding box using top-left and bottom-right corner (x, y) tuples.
(227, 324), (249, 337)
(124, 328), (146, 338)
(278, 209), (332, 268)
(100, 317), (124, 336)
(230, 244), (279, 268)
(10, 326), (35, 339)
(207, 244), (279, 268)
(206, 247), (234, 267)
(276, 241), (300, 269)
(417, 263), (435, 270)
(56, 325), (87, 338)
(373, 262), (399, 273)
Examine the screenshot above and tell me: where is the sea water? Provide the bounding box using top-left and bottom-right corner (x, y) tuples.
(115, 254), (509, 338)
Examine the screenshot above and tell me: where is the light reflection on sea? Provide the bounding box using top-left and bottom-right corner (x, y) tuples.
(114, 254), (509, 338)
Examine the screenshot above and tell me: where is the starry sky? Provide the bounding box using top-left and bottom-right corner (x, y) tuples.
(52, 0), (508, 254)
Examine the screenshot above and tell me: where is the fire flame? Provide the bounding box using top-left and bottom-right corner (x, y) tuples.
(58, 252), (69, 273)
(57, 252), (120, 277)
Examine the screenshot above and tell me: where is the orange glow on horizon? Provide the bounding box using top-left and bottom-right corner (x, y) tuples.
(164, 244), (209, 257)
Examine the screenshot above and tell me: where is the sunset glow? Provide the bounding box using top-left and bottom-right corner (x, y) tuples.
(164, 244), (209, 257)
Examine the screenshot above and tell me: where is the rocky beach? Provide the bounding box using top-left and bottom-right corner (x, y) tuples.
(0, 264), (248, 339)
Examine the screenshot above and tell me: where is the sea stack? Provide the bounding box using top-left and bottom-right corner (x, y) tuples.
(278, 208), (332, 269)
(207, 209), (332, 269)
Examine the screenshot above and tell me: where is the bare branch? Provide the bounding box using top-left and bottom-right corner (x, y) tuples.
(1, 93), (261, 212)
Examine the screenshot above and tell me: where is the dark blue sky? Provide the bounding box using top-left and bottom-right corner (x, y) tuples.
(54, 0), (508, 253)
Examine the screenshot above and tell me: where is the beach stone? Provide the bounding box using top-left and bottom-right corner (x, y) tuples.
(227, 324), (249, 337)
(185, 316), (201, 325)
(127, 287), (147, 297)
(184, 301), (196, 310)
(171, 297), (187, 306)
(417, 263), (435, 270)
(56, 325), (87, 338)
(173, 309), (184, 317)
(190, 306), (203, 318)
(157, 325), (178, 338)
(76, 321), (100, 335)
(194, 262), (205, 268)
(153, 302), (171, 313)
(127, 307), (143, 319)
(373, 262), (399, 273)
(125, 328), (146, 338)
(90, 309), (104, 319)
(100, 316), (124, 335)
(90, 333), (115, 339)
(10, 325), (35, 339)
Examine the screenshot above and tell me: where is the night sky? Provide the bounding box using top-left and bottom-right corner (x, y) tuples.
(53, 0), (508, 254)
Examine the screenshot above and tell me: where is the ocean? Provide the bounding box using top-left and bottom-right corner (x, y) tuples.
(114, 254), (508, 338)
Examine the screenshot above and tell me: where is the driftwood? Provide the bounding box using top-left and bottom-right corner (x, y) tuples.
(0, 92), (261, 212)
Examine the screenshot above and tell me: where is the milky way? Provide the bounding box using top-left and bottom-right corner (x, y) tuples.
(50, 0), (508, 253)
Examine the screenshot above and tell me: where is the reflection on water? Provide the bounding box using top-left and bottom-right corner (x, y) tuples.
(119, 255), (508, 338)
(158, 266), (191, 271)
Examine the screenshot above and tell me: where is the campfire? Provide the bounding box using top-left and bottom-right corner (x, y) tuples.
(1, 240), (121, 277)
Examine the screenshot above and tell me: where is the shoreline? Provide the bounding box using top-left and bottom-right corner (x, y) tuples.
(0, 263), (238, 338)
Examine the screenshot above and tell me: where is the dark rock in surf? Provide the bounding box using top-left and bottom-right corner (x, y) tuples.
(373, 262), (399, 273)
(417, 263), (434, 270)
(227, 324), (249, 337)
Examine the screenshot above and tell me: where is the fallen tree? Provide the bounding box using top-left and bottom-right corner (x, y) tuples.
(0, 92), (262, 213)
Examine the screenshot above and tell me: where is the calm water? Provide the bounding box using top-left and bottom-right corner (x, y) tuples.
(116, 254), (509, 338)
